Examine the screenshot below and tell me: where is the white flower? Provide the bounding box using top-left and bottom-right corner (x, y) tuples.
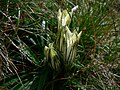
(72, 5), (78, 12)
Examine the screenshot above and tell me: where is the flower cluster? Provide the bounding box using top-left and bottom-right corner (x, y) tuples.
(44, 6), (82, 70)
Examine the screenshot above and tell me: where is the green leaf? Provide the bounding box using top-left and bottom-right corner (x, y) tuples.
(29, 68), (49, 90)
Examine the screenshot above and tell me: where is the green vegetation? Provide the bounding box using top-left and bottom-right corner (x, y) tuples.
(0, 0), (120, 90)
